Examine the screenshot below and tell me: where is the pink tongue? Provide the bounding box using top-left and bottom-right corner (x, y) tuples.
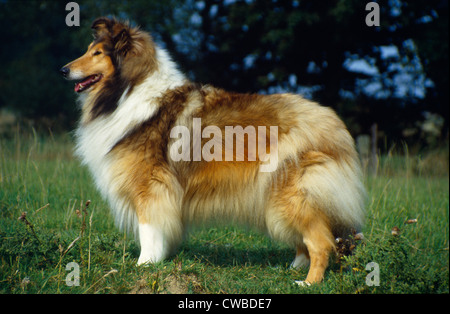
(74, 83), (83, 92)
(74, 76), (97, 92)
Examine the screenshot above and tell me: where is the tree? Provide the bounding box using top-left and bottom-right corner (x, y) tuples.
(1, 0), (447, 149)
(167, 0), (448, 148)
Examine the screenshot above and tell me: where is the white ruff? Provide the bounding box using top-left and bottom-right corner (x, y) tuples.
(75, 47), (186, 236)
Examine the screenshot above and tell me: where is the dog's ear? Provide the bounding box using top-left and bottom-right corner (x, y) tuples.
(91, 17), (113, 39)
(112, 27), (132, 57)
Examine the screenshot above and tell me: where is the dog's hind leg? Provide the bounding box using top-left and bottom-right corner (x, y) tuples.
(296, 207), (335, 285)
(267, 159), (334, 283)
(303, 235), (333, 284)
(267, 167), (334, 284)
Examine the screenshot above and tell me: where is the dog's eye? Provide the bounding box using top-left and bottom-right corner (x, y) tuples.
(93, 50), (102, 56)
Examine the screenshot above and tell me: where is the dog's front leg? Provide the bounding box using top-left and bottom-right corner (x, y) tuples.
(134, 179), (184, 266)
(137, 223), (169, 265)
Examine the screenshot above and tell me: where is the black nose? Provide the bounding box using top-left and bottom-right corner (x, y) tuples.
(60, 67), (70, 77)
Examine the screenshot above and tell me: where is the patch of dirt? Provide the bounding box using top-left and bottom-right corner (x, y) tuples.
(129, 273), (203, 294)
(129, 277), (155, 294)
(163, 273), (200, 294)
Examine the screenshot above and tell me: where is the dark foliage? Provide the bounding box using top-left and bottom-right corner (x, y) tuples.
(0, 0), (448, 150)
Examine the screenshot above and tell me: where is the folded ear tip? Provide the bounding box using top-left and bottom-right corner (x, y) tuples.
(91, 17), (108, 29)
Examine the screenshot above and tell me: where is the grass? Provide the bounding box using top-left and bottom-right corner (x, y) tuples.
(0, 128), (448, 294)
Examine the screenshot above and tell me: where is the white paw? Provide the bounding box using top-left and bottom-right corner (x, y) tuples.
(136, 224), (168, 266)
(136, 255), (155, 266)
(295, 280), (311, 287)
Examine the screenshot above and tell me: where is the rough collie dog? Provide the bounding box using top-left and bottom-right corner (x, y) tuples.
(61, 17), (365, 285)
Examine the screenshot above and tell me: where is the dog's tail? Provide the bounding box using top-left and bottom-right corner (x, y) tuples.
(298, 148), (366, 237)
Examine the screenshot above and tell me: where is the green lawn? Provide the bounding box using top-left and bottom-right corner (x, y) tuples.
(1, 129), (448, 294)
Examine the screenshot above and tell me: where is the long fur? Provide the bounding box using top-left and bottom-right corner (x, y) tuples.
(62, 17), (366, 284)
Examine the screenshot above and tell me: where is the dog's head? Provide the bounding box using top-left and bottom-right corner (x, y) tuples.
(60, 17), (157, 94)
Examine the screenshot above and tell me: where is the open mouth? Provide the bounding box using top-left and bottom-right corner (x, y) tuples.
(74, 74), (103, 93)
